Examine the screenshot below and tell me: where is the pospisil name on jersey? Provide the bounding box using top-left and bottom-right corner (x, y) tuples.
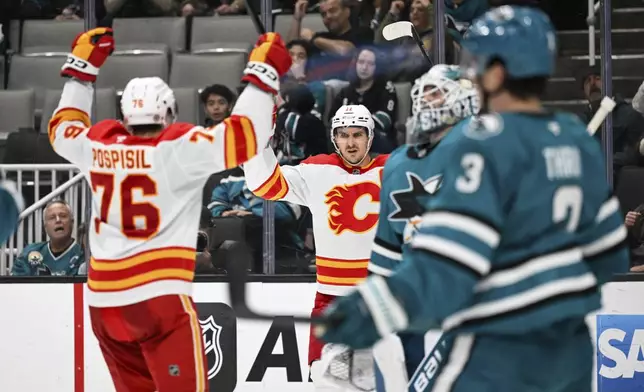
(597, 314), (644, 392)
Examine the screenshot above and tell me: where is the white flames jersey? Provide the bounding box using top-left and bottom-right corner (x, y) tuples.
(48, 79), (274, 307)
(244, 148), (388, 296)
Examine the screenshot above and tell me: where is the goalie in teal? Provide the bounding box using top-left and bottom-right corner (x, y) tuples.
(369, 64), (479, 391)
(318, 6), (629, 392)
(0, 174), (23, 244)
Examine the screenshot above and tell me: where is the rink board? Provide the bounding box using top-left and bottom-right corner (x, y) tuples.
(0, 280), (643, 392)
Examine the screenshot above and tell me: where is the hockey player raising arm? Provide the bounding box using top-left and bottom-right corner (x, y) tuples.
(318, 6), (629, 392)
(243, 104), (388, 391)
(0, 175), (24, 243)
(48, 27), (291, 391)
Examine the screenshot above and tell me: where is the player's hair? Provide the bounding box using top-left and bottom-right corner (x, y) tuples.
(43, 199), (73, 220)
(129, 124), (164, 134)
(489, 58), (548, 100)
(199, 84), (236, 106)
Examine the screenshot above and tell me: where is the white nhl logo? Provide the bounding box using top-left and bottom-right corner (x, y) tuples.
(200, 315), (224, 380)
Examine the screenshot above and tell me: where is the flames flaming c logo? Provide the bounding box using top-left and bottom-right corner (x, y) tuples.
(325, 182), (381, 235)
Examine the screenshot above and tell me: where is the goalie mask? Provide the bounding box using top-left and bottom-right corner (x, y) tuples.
(121, 77), (178, 129)
(406, 64), (480, 142)
(330, 104), (375, 166)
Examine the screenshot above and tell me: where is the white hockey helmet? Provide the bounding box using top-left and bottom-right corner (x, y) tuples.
(330, 104), (374, 147)
(406, 64), (480, 141)
(330, 104), (375, 166)
(121, 77), (177, 128)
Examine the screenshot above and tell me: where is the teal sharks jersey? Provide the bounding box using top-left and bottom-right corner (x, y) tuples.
(369, 129), (462, 277)
(11, 240), (84, 276)
(385, 111), (629, 336)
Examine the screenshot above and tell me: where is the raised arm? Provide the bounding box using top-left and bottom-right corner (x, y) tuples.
(243, 147), (311, 206)
(172, 33), (293, 180)
(48, 28), (115, 166)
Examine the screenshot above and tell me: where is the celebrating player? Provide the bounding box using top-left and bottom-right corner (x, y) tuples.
(243, 104), (387, 391)
(369, 64), (479, 391)
(0, 176), (23, 243)
(318, 6), (629, 392)
(48, 27), (291, 391)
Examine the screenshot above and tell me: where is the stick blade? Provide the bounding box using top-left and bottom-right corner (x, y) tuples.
(382, 21), (414, 41)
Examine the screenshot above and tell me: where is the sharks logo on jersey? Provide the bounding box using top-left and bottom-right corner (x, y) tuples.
(389, 172), (443, 243)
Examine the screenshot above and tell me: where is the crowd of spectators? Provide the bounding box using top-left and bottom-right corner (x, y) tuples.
(3, 0), (644, 276)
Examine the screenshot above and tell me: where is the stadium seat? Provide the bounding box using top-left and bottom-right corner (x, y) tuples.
(20, 20), (84, 56)
(274, 13), (327, 40)
(113, 17), (187, 54)
(191, 42), (252, 56)
(0, 89), (35, 138)
(170, 53), (245, 92)
(3, 131), (38, 164)
(191, 16), (259, 50)
(40, 88), (118, 134)
(7, 55), (64, 111)
(173, 88), (200, 124)
(97, 55), (169, 91)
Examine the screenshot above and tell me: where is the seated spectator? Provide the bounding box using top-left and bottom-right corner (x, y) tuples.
(289, 0), (374, 56)
(208, 168), (304, 271)
(274, 83), (329, 162)
(288, 0), (374, 80)
(11, 200), (83, 276)
(376, 0), (456, 81)
(578, 65), (644, 177)
(284, 40), (328, 116)
(200, 84), (236, 128)
(329, 47), (398, 153)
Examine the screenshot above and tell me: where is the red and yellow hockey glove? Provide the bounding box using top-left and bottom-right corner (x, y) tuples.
(241, 33), (292, 95)
(61, 27), (115, 83)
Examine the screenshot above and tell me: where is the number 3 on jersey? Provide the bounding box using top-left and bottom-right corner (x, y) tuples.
(90, 172), (161, 239)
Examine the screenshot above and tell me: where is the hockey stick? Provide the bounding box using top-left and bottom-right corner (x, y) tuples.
(586, 96), (616, 135)
(225, 256), (339, 326)
(382, 21), (433, 66)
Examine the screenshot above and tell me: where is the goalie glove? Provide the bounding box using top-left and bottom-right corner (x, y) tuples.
(313, 344), (375, 392)
(61, 27), (115, 83)
(241, 33), (292, 95)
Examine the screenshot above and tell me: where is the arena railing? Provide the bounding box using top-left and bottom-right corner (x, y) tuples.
(0, 164), (87, 275)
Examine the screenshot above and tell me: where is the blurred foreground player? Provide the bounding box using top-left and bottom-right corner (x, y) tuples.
(243, 104), (388, 391)
(0, 174), (23, 243)
(319, 6), (629, 392)
(48, 28), (291, 391)
(369, 64), (479, 391)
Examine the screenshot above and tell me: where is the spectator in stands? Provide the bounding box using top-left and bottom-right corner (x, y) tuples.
(200, 84), (235, 128)
(288, 0), (374, 57)
(105, 0), (179, 17)
(208, 168), (303, 272)
(578, 65), (644, 177)
(632, 80), (644, 118)
(274, 83), (329, 162)
(329, 47), (398, 153)
(180, 0), (212, 15)
(11, 200), (83, 276)
(376, 0), (456, 81)
(284, 40), (329, 115)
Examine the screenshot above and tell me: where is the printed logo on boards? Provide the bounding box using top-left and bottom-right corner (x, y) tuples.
(196, 302), (237, 392)
(596, 314), (644, 392)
